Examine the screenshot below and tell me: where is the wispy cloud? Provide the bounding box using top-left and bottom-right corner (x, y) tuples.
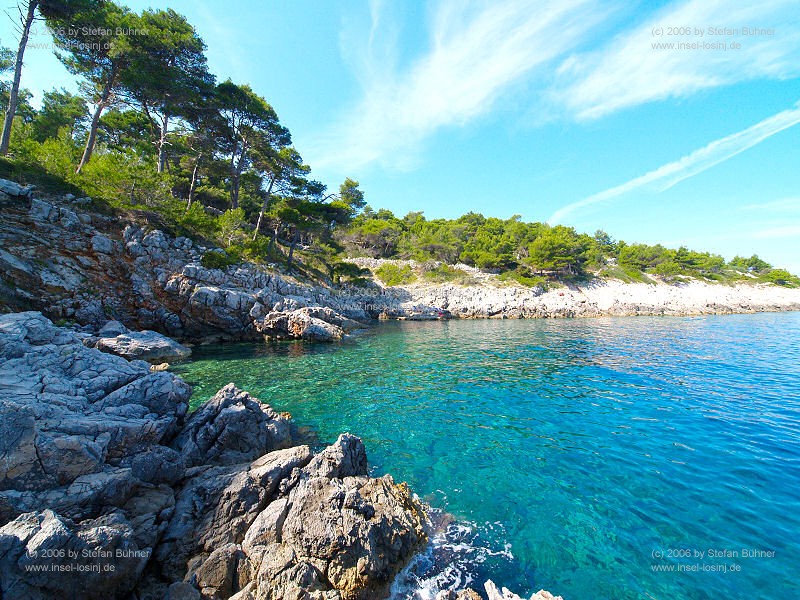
(309, 0), (611, 170)
(741, 197), (800, 213)
(548, 100), (800, 223)
(750, 224), (800, 238)
(552, 0), (800, 120)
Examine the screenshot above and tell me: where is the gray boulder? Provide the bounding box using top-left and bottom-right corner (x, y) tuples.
(172, 383), (293, 468)
(0, 509), (149, 600)
(0, 177), (34, 197)
(95, 329), (191, 363)
(255, 307), (350, 342)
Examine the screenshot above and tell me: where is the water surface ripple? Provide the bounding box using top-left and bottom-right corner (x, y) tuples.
(174, 313), (800, 599)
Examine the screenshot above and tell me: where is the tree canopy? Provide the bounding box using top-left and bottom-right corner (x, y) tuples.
(0, 0), (795, 287)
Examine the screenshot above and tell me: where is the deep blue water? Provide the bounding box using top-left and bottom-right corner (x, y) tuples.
(173, 313), (800, 599)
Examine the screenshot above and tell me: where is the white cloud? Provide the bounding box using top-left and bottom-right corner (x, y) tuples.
(751, 224), (800, 239)
(553, 0), (800, 120)
(741, 198), (800, 213)
(309, 0), (611, 171)
(548, 100), (800, 223)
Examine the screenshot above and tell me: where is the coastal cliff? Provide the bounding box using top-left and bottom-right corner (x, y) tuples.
(1, 188), (798, 343)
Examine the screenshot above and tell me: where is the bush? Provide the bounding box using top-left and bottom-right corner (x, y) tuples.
(421, 262), (475, 285)
(374, 263), (417, 286)
(200, 249), (239, 270)
(498, 267), (548, 289)
(760, 269), (799, 287)
(175, 203), (218, 241)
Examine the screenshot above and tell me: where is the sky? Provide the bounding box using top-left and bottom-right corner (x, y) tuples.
(2, 0), (799, 272)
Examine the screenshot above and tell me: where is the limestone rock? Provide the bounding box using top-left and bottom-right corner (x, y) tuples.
(0, 177), (34, 197)
(255, 308), (350, 342)
(0, 312), (189, 515)
(484, 580), (564, 600)
(95, 329), (191, 363)
(238, 435), (428, 600)
(172, 383), (293, 468)
(155, 445), (313, 581)
(0, 509), (149, 600)
(304, 433), (368, 479)
(0, 313), (435, 600)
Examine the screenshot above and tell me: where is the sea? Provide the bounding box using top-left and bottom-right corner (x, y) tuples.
(173, 312), (800, 599)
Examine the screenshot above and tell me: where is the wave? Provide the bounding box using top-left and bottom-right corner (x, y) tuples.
(390, 506), (516, 599)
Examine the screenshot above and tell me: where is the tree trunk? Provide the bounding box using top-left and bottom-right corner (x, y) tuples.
(268, 225), (278, 258)
(228, 139), (240, 209)
(186, 155), (201, 210)
(0, 0), (38, 155)
(157, 112), (169, 173)
(286, 229), (299, 271)
(253, 176), (276, 241)
(76, 69), (116, 173)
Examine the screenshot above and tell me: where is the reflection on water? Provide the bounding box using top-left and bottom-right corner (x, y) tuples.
(174, 313), (800, 599)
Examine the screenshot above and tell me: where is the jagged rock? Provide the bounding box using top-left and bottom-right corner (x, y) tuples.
(304, 432), (368, 479)
(172, 383), (293, 468)
(0, 509), (149, 600)
(0, 314), (436, 600)
(236, 434), (428, 600)
(120, 444), (185, 486)
(0, 312), (189, 512)
(190, 543), (250, 600)
(94, 329), (192, 363)
(255, 308), (348, 342)
(155, 446), (313, 581)
(484, 580), (564, 600)
(0, 177), (34, 197)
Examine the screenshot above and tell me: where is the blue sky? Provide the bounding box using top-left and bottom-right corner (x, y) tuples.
(3, 0), (800, 272)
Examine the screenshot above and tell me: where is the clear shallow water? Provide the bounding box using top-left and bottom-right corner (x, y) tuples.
(173, 313), (800, 600)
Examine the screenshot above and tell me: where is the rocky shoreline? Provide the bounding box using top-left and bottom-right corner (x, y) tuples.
(1, 181), (798, 598)
(1, 185), (798, 347)
(0, 311), (558, 600)
(0, 312), (429, 599)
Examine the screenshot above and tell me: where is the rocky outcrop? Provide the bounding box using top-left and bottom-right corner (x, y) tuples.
(483, 581), (563, 600)
(172, 383), (293, 468)
(92, 327), (192, 363)
(0, 312), (429, 600)
(255, 307), (363, 342)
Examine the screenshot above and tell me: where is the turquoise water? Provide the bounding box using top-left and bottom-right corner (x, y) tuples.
(173, 313), (800, 599)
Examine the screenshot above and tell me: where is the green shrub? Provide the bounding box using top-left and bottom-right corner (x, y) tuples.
(760, 269), (799, 287)
(421, 262), (475, 285)
(175, 203), (219, 240)
(498, 267), (548, 289)
(374, 263), (417, 286)
(200, 249), (239, 270)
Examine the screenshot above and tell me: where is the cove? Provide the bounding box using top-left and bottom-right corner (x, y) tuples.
(173, 312), (800, 599)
